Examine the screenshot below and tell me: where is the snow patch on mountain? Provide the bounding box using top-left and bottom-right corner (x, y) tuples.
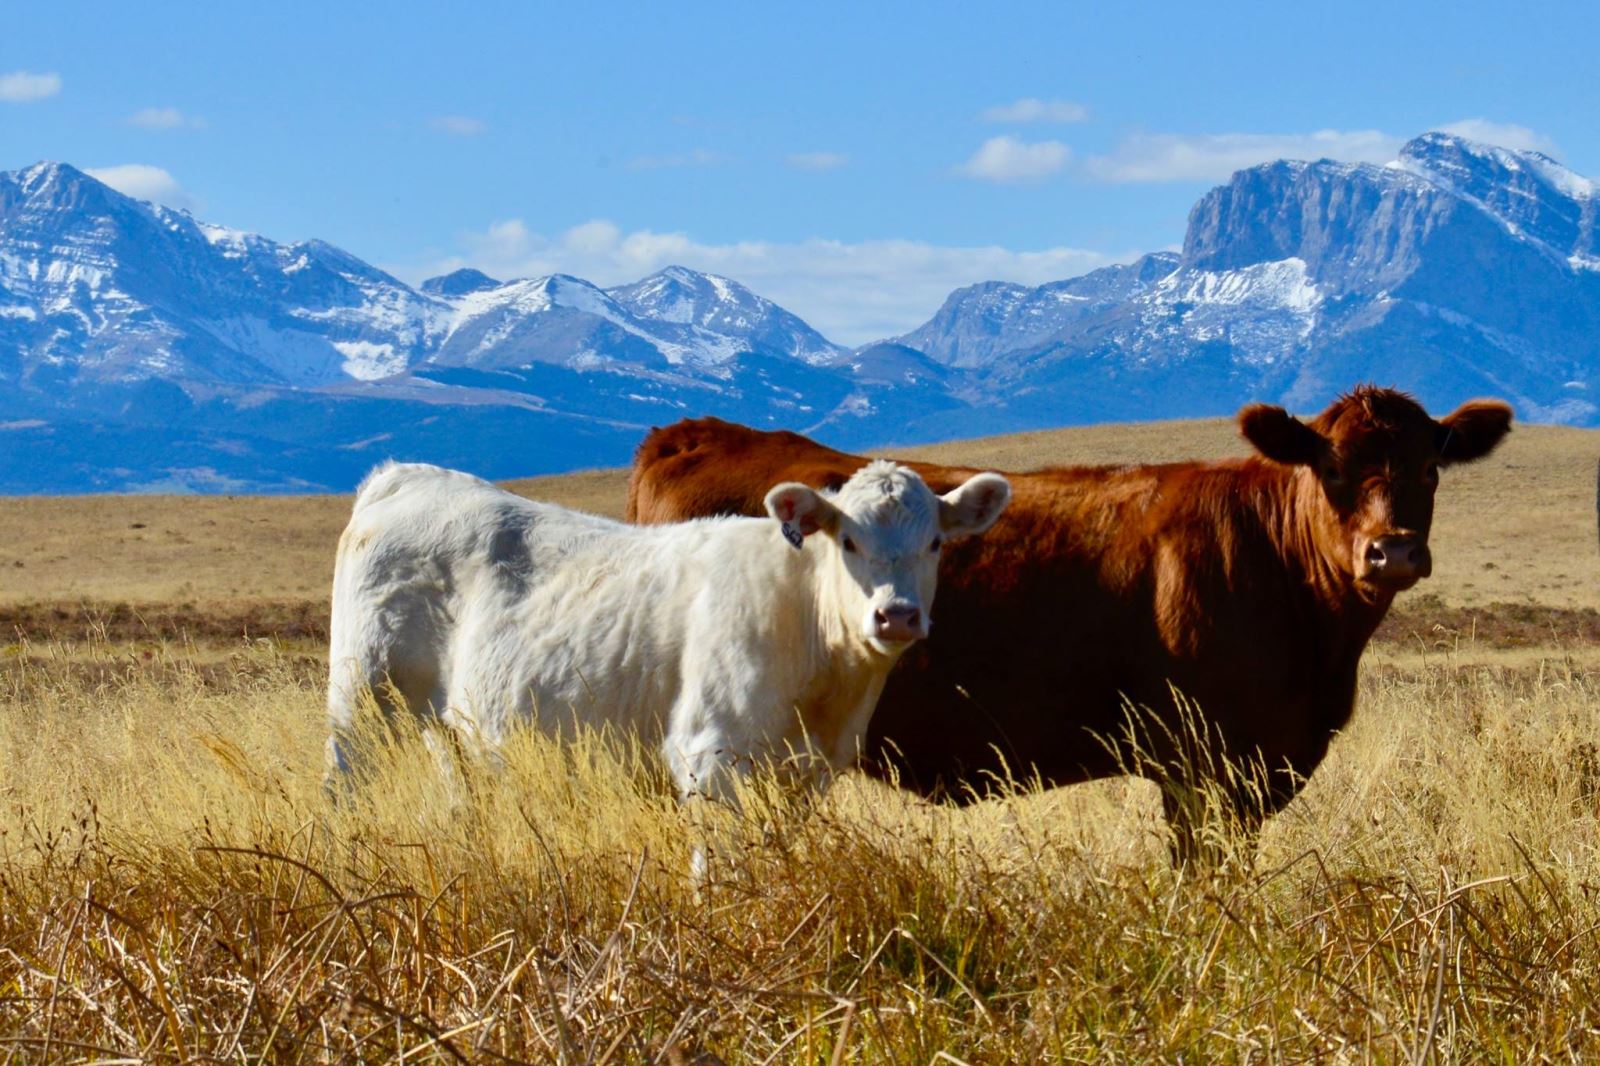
(334, 340), (404, 380)
(1143, 257), (1322, 364)
(1161, 257), (1320, 313)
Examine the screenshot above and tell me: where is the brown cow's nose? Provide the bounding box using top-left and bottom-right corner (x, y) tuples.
(1363, 535), (1431, 585)
(873, 605), (925, 642)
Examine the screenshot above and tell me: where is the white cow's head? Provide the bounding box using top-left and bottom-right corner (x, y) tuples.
(765, 461), (1011, 655)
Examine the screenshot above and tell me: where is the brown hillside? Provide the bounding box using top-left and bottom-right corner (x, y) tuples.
(0, 417), (1593, 612)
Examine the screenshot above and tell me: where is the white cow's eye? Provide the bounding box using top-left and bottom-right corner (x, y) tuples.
(842, 536), (857, 554)
(929, 536), (942, 553)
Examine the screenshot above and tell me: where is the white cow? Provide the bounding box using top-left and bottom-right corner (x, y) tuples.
(325, 459), (1010, 822)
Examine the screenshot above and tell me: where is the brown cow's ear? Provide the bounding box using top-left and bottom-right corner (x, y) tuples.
(1238, 404), (1326, 467)
(1436, 400), (1512, 465)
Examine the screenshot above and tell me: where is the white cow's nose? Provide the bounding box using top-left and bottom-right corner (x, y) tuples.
(873, 605), (925, 642)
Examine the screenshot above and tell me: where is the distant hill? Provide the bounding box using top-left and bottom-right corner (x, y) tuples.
(3, 131), (1598, 492)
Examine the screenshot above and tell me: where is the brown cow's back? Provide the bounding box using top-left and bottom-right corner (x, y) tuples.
(627, 416), (976, 523)
(629, 418), (857, 523)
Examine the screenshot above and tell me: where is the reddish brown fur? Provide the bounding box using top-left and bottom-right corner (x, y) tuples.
(627, 391), (1512, 859)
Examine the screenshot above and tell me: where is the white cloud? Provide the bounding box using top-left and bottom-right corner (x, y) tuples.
(626, 148), (727, 170)
(408, 219), (1130, 345)
(1083, 129), (1404, 183)
(1435, 118), (1558, 156)
(0, 70), (61, 103)
(429, 115), (487, 136)
(1083, 122), (1564, 183)
(787, 151), (847, 171)
(84, 164), (196, 211)
(981, 98), (1089, 124)
(127, 106), (205, 130)
(956, 136), (1071, 182)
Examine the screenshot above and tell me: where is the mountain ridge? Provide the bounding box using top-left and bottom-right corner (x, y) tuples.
(901, 132), (1600, 427)
(4, 131), (1599, 492)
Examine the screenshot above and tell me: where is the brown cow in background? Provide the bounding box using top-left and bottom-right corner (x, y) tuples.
(628, 387), (1512, 861)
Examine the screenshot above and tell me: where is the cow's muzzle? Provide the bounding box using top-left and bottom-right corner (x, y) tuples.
(872, 604), (926, 643)
(1360, 534), (1432, 589)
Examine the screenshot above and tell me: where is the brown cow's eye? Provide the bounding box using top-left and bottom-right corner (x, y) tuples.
(841, 536), (857, 554)
(929, 536), (942, 553)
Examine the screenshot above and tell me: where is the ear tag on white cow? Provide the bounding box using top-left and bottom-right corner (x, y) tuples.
(781, 521), (804, 550)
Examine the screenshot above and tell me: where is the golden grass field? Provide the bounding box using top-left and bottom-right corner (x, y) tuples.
(3, 415), (1600, 1060)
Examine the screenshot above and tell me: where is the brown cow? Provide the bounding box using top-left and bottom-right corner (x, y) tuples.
(627, 388), (1512, 861)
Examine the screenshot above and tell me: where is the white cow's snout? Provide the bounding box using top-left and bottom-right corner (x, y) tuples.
(869, 599), (927, 643)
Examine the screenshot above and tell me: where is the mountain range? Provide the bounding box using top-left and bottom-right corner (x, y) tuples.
(3, 131), (1597, 492)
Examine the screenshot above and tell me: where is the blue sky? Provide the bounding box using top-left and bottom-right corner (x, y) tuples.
(4, 1), (1598, 343)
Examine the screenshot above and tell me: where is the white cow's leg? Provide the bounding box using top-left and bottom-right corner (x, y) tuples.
(665, 725), (752, 883)
(421, 725), (472, 813)
(429, 682), (516, 814)
(758, 688), (881, 824)
(680, 746), (843, 882)
(324, 653), (374, 801)
(324, 639), (443, 802)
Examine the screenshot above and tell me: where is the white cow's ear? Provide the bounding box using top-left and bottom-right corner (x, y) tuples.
(938, 472), (1011, 539)
(765, 482), (839, 541)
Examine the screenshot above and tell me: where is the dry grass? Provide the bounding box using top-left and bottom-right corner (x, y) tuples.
(3, 414), (1599, 1059)
(3, 635), (1600, 1060)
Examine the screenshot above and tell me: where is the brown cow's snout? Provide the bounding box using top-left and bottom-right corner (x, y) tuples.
(1361, 534), (1432, 587)
(873, 605), (926, 643)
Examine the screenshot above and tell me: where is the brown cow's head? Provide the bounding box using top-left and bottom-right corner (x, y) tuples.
(1238, 386), (1511, 595)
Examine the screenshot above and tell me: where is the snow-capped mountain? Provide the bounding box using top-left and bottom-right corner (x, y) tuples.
(419, 268), (499, 298)
(893, 132), (1600, 428)
(4, 131), (1599, 493)
(0, 162), (948, 491)
(429, 273), (676, 371)
(608, 266), (846, 366)
(895, 253), (1179, 369)
(0, 162), (852, 388)
(0, 161), (435, 388)
(425, 265), (845, 374)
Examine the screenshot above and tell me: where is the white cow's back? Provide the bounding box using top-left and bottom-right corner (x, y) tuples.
(328, 462), (837, 774)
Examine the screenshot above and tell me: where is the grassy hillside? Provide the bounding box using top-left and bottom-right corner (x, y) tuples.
(1, 416), (1595, 610)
